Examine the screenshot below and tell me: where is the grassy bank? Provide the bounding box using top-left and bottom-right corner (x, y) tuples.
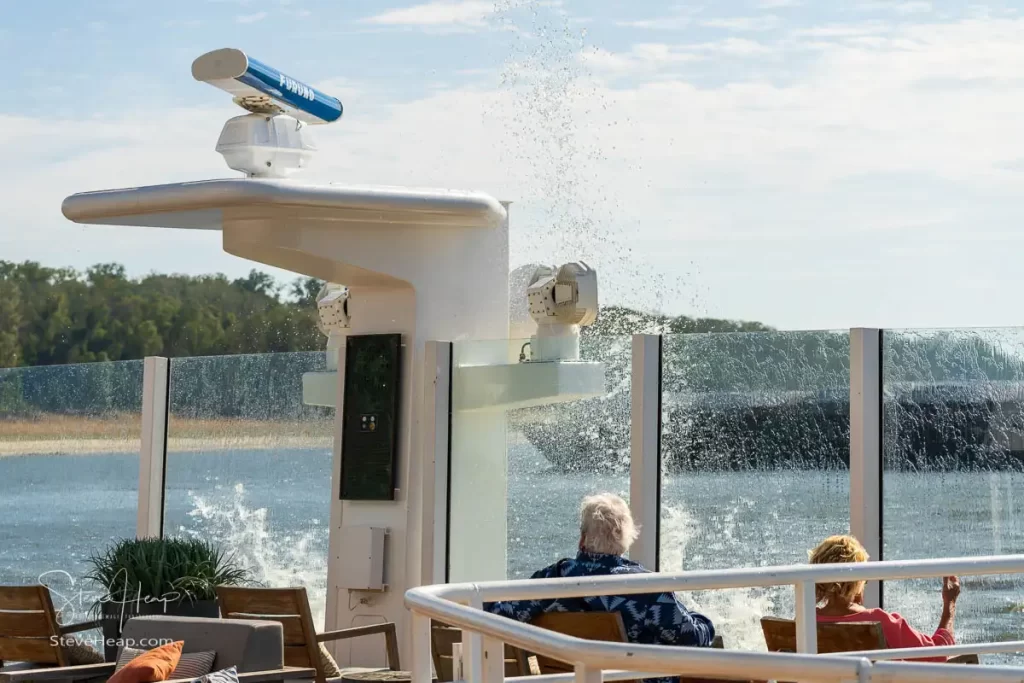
(0, 414), (333, 456)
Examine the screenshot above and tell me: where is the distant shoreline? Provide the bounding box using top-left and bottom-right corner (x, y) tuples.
(0, 415), (332, 457)
(0, 436), (333, 457)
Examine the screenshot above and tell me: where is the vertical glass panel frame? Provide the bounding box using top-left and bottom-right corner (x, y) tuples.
(0, 360), (143, 626)
(449, 335), (631, 582)
(883, 328), (1024, 664)
(659, 331), (851, 650)
(165, 352), (333, 628)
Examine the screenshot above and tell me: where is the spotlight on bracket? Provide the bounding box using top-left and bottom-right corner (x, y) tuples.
(317, 283), (350, 370)
(526, 261), (598, 362)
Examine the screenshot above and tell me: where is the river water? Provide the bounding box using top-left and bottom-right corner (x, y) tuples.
(1, 442), (1021, 663)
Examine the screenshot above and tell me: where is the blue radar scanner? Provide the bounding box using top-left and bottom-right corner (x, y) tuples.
(192, 48), (342, 125)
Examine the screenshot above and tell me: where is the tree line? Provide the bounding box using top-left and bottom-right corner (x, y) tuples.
(0, 261), (325, 368)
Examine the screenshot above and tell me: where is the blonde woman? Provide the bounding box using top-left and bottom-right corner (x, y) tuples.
(810, 535), (959, 661)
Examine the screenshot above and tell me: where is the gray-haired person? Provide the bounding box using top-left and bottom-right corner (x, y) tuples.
(485, 493), (714, 682)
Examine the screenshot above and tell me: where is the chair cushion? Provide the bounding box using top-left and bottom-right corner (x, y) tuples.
(190, 666), (239, 683)
(319, 644), (342, 678)
(118, 647), (216, 680)
(64, 639), (105, 665)
(120, 616), (283, 673)
(327, 667), (387, 683)
(109, 641), (184, 683)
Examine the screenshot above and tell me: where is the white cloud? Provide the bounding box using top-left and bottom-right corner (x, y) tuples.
(581, 44), (704, 74)
(700, 16), (780, 32)
(756, 0), (801, 7)
(360, 1), (493, 28)
(12, 16), (1024, 327)
(235, 11), (268, 23)
(794, 22), (889, 38)
(615, 16), (691, 30)
(856, 1), (932, 15)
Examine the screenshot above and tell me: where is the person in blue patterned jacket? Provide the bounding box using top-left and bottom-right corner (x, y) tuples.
(485, 492), (715, 670)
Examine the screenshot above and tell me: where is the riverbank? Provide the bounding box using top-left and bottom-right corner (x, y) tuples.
(0, 415), (332, 456)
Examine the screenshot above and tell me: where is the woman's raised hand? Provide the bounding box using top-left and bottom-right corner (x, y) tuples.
(942, 576), (961, 605)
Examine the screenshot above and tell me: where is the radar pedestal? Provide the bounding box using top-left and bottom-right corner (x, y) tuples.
(60, 48), (605, 670)
(63, 177), (510, 668)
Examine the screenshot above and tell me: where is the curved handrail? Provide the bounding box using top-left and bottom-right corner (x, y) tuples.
(406, 554), (1024, 683)
(416, 554), (1024, 604)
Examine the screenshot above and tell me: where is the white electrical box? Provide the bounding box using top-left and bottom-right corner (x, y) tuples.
(336, 526), (387, 591)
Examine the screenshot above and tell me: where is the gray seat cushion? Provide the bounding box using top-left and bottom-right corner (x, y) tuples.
(327, 668), (387, 683)
(119, 616), (283, 673)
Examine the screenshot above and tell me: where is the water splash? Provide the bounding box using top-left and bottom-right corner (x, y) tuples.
(659, 503), (777, 651)
(181, 483), (329, 628)
(489, 0), (691, 313)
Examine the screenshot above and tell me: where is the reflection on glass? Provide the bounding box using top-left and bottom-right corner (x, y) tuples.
(883, 329), (1024, 664)
(450, 335), (630, 582)
(659, 331), (850, 651)
(164, 352), (333, 628)
(510, 334), (631, 577)
(0, 361), (143, 626)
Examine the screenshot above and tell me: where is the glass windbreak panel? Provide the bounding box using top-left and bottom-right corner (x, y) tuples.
(883, 329), (1024, 664)
(659, 331), (850, 650)
(450, 335), (630, 582)
(165, 352), (333, 627)
(0, 360), (142, 626)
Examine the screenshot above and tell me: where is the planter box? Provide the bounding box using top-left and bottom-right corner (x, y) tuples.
(100, 599), (219, 661)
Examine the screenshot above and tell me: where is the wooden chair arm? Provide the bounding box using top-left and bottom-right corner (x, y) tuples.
(58, 620), (102, 635)
(0, 663), (115, 683)
(316, 624), (394, 642)
(316, 623), (401, 671)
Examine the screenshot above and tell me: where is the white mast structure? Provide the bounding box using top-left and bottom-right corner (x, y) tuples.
(61, 48), (604, 667)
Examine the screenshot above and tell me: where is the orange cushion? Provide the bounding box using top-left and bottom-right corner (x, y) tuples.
(108, 641), (184, 683)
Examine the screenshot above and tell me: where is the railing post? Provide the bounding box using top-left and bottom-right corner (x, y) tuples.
(850, 328), (883, 608)
(630, 334), (662, 570)
(464, 595), (486, 683)
(794, 580), (818, 654)
(574, 664), (603, 683)
(137, 356), (169, 539)
(411, 613), (433, 683)
(481, 637), (505, 683)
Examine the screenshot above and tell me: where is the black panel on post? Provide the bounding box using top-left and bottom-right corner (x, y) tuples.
(340, 333), (402, 501)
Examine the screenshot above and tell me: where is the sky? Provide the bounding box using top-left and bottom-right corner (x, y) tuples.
(3, 0), (1024, 330)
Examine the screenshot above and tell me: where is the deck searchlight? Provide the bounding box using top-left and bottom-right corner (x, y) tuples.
(192, 48), (343, 177)
(60, 47), (605, 669)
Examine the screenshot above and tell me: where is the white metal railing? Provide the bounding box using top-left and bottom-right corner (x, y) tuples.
(405, 554), (1024, 683)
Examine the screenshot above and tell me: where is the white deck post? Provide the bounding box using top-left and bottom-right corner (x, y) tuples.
(481, 637), (505, 683)
(630, 334), (662, 570)
(850, 328), (883, 608)
(137, 356), (169, 539)
(794, 580), (818, 654)
(411, 613), (433, 683)
(421, 341), (453, 584)
(464, 595), (486, 683)
(574, 664), (603, 683)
